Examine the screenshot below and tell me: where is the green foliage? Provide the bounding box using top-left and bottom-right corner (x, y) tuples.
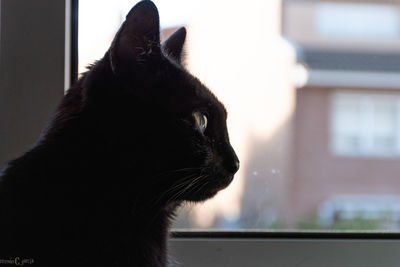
(297, 214), (389, 230)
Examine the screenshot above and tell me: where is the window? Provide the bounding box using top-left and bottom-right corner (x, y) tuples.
(318, 194), (400, 229)
(315, 3), (400, 40)
(2, 0), (400, 266)
(76, 1), (400, 233)
(331, 92), (400, 157)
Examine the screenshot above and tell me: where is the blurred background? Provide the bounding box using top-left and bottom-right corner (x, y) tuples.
(79, 0), (400, 231)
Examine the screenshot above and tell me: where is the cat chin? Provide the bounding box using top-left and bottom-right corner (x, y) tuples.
(181, 174), (235, 202)
(182, 190), (219, 202)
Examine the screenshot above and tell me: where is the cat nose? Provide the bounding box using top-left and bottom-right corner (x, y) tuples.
(224, 144), (240, 174)
(230, 158), (240, 174)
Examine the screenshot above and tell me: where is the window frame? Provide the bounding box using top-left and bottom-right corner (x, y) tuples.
(330, 90), (400, 158)
(169, 231), (400, 267)
(1, 1), (399, 266)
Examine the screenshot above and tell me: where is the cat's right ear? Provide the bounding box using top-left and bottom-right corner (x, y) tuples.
(162, 27), (187, 64)
(109, 0), (161, 75)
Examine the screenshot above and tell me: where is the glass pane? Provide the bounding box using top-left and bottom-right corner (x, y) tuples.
(79, 0), (400, 231)
(331, 93), (400, 157)
(315, 3), (400, 40)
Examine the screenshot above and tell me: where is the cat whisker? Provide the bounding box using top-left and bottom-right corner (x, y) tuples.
(151, 173), (199, 206)
(150, 167), (210, 202)
(192, 180), (210, 198)
(168, 175), (207, 202)
(147, 174), (206, 226)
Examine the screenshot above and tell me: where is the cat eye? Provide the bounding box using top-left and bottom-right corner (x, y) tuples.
(193, 112), (208, 133)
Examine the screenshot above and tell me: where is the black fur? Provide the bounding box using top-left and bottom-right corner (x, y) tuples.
(0, 1), (239, 266)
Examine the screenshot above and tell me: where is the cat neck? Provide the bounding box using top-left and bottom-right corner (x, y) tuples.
(2, 137), (178, 267)
(0, 63), (178, 266)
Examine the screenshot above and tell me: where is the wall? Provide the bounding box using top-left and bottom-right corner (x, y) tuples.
(0, 0), (66, 168)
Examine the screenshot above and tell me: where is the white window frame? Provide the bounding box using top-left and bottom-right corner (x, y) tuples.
(330, 91), (400, 158)
(315, 2), (400, 40)
(169, 232), (400, 267)
(1, 1), (399, 266)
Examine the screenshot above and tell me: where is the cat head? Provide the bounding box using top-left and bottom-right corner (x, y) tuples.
(82, 0), (239, 202)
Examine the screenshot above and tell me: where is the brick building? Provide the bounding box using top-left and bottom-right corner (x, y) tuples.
(283, 0), (400, 228)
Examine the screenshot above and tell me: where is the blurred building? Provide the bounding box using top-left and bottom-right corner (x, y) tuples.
(163, 0), (400, 230)
(284, 0), (400, 228)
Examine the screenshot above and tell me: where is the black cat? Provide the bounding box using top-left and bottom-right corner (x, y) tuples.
(0, 1), (239, 266)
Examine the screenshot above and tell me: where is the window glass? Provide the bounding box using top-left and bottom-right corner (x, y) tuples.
(80, 0), (400, 231)
(331, 92), (400, 157)
(315, 3), (400, 40)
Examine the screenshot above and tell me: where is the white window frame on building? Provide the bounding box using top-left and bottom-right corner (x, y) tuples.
(330, 91), (400, 158)
(1, 0), (400, 266)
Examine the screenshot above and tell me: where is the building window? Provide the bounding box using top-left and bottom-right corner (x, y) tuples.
(315, 3), (400, 40)
(330, 91), (400, 157)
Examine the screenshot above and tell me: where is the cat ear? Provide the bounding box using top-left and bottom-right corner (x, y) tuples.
(109, 0), (161, 75)
(162, 27), (187, 64)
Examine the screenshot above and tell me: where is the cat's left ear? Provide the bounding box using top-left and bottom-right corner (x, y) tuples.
(161, 27), (187, 64)
(109, 0), (161, 75)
